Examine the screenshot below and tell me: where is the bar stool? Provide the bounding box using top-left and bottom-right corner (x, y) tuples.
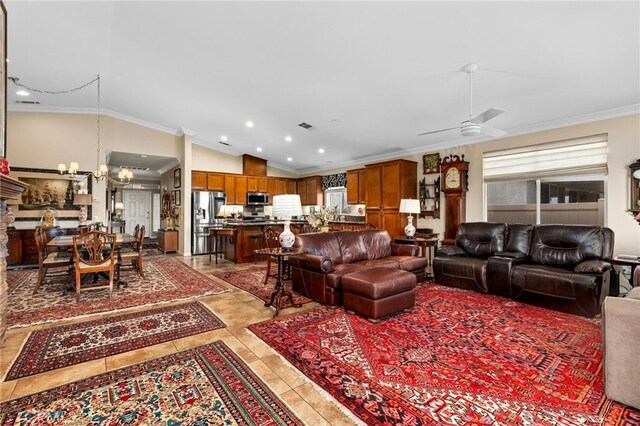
(249, 233), (266, 263)
(208, 228), (234, 264)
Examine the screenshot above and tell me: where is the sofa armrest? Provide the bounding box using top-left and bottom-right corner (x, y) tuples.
(437, 245), (466, 257)
(289, 254), (335, 273)
(486, 254), (528, 297)
(574, 260), (612, 274)
(391, 243), (418, 256)
(495, 251), (528, 260)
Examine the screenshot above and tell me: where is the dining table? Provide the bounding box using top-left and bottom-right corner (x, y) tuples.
(47, 232), (137, 289)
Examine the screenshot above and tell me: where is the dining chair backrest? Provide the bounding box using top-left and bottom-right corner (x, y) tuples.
(133, 224), (140, 240)
(263, 227), (280, 250)
(73, 231), (115, 266)
(34, 227), (46, 262)
(136, 225), (146, 251)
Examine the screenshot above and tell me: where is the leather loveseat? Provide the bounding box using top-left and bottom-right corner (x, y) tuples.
(434, 222), (614, 317)
(289, 230), (428, 305)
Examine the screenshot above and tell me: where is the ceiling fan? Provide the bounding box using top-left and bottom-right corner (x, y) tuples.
(418, 63), (507, 138)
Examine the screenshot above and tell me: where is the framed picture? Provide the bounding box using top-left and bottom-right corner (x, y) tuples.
(174, 189), (181, 206)
(173, 168), (181, 188)
(9, 167), (93, 221)
(423, 153), (440, 174)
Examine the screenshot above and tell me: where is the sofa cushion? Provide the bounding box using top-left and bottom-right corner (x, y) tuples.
(335, 231), (368, 263)
(511, 264), (599, 299)
(385, 255), (428, 273)
(354, 258), (400, 269)
(326, 263), (367, 289)
(295, 232), (343, 265)
(505, 224), (533, 254)
(361, 230), (393, 260)
(530, 225), (605, 268)
(455, 222), (506, 258)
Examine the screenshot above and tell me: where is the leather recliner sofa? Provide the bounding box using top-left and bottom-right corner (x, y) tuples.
(434, 222), (614, 317)
(289, 230), (428, 306)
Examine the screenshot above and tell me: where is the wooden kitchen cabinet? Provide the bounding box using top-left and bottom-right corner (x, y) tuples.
(296, 176), (323, 205)
(276, 178), (287, 195)
(207, 173), (225, 191)
(258, 177), (269, 192)
(234, 175), (248, 205)
(192, 171), (207, 190)
(297, 179), (307, 204)
(347, 169), (366, 204)
(358, 169), (367, 204)
(268, 178), (277, 203)
(247, 176), (259, 192)
(365, 159), (417, 237)
(286, 179), (296, 194)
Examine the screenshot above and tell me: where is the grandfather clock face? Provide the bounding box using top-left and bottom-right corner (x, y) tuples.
(440, 157), (469, 245)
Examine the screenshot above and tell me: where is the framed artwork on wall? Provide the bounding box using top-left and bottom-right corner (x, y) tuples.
(173, 168), (181, 188)
(174, 190), (181, 206)
(423, 153), (440, 174)
(9, 167), (93, 221)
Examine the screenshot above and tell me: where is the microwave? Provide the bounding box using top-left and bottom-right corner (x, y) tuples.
(246, 192), (270, 205)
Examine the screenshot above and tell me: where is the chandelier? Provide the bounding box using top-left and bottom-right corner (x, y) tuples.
(10, 74), (133, 185)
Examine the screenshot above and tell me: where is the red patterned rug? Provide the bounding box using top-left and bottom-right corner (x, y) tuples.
(250, 283), (640, 425)
(4, 302), (226, 381)
(6, 257), (228, 328)
(0, 341), (303, 425)
(213, 267), (312, 308)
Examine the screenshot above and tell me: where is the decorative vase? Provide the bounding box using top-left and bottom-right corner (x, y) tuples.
(319, 226), (330, 233)
(279, 222), (295, 249)
(5, 207), (15, 228)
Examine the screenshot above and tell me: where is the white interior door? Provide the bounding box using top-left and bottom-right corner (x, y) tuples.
(123, 190), (152, 235)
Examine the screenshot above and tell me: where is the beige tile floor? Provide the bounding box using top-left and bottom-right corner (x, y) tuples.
(0, 255), (359, 425)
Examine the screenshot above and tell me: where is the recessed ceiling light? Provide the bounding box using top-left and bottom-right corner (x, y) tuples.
(287, 157), (293, 162)
(220, 135), (228, 141)
(318, 148), (325, 154)
(285, 136), (292, 142)
(140, 154), (148, 158)
(256, 147), (263, 152)
(246, 121), (254, 128)
(16, 90), (29, 96)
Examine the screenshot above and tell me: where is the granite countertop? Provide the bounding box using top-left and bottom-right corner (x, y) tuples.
(329, 220), (367, 224)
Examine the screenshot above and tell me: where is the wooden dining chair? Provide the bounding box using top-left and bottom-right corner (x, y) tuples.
(72, 231), (117, 302)
(262, 227), (283, 285)
(33, 227), (72, 294)
(118, 225), (145, 279)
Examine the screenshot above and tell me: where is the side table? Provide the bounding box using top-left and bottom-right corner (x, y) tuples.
(610, 255), (640, 296)
(254, 247), (305, 317)
(393, 236), (439, 278)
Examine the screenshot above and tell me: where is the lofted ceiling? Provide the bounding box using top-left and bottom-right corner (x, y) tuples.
(5, 1), (640, 174)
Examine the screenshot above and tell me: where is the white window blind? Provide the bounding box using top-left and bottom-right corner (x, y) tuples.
(483, 134), (608, 182)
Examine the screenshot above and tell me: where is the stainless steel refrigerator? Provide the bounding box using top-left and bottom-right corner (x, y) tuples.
(192, 191), (226, 255)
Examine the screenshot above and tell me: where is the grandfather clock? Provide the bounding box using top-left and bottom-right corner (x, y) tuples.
(440, 155), (469, 245)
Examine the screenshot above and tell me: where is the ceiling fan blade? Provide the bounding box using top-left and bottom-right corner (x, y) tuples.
(481, 124), (507, 137)
(470, 108), (505, 124)
(417, 127), (459, 136)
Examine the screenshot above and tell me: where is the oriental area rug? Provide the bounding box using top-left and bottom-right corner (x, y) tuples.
(0, 341), (303, 425)
(212, 267), (312, 308)
(250, 284), (640, 425)
(6, 257), (228, 328)
(4, 302), (225, 381)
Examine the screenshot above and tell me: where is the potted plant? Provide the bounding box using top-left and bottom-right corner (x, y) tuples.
(306, 206), (337, 232)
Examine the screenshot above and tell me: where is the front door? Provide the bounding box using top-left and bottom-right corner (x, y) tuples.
(123, 190), (152, 235)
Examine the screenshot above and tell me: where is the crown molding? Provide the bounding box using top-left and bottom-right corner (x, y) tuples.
(179, 128), (197, 137)
(8, 105), (181, 136)
(156, 158), (181, 175)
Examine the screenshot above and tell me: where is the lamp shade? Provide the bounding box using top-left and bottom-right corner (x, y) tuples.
(115, 202), (125, 211)
(399, 199), (421, 214)
(272, 194), (302, 219)
(73, 194), (92, 206)
(217, 204), (233, 218)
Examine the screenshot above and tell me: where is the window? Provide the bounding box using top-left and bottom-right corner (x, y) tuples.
(484, 134), (607, 226)
(325, 187), (348, 214)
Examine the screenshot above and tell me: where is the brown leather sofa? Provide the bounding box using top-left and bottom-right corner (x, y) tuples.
(434, 222), (614, 317)
(290, 230), (428, 305)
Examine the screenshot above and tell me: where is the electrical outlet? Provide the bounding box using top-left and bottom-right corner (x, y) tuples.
(622, 265), (632, 275)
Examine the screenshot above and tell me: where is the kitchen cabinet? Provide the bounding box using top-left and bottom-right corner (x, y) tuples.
(258, 177), (269, 192)
(192, 171), (207, 190)
(347, 169), (366, 204)
(234, 175), (248, 205)
(207, 173), (225, 191)
(296, 176), (323, 205)
(286, 179), (296, 194)
(365, 159), (417, 237)
(224, 175), (236, 203)
(268, 178), (278, 203)
(247, 176), (259, 192)
(277, 178), (287, 195)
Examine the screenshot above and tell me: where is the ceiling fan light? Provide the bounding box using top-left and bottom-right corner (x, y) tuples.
(461, 122), (481, 136)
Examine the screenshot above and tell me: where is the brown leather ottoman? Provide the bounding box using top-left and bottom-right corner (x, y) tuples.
(342, 267), (416, 321)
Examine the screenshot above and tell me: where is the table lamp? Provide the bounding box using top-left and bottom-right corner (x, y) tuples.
(399, 199), (421, 238)
(114, 202), (125, 220)
(217, 204), (233, 224)
(73, 193), (92, 226)
(272, 194), (302, 249)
